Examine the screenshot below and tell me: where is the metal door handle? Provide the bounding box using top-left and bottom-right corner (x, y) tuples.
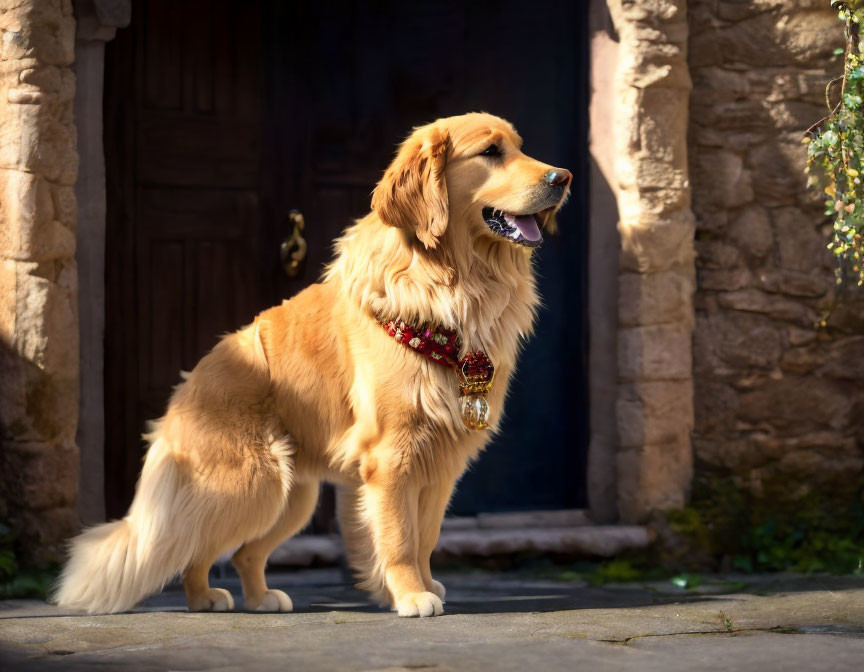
(280, 210), (307, 278)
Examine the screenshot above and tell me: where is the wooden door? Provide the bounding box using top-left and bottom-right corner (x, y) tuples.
(106, 0), (589, 519)
(104, 1), (266, 518)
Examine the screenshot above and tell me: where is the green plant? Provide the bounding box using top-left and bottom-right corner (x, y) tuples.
(0, 524), (19, 583)
(584, 559), (645, 586)
(666, 476), (864, 575)
(0, 523), (58, 600)
(807, 2), (864, 288)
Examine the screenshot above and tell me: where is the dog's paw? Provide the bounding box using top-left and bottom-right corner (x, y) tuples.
(426, 579), (446, 601)
(188, 587), (235, 612)
(395, 591), (444, 618)
(246, 589), (293, 613)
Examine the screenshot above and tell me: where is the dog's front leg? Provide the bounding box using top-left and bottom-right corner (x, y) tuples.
(360, 454), (444, 617)
(417, 480), (455, 602)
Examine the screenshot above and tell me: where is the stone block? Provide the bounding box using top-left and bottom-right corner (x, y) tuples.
(0, 104), (77, 182)
(738, 377), (853, 433)
(726, 205), (772, 258)
(14, 505), (79, 564)
(26, 14), (76, 67)
(15, 262), (78, 377)
(780, 345), (819, 374)
(638, 88), (689, 166)
(617, 380), (693, 448)
(694, 12), (841, 68)
(748, 139), (808, 206)
(695, 239), (743, 269)
(633, 162), (690, 192)
(692, 150), (753, 209)
(633, 187), (691, 216)
(772, 207), (831, 272)
(0, 330), (29, 442)
(768, 101), (827, 131)
(1, 440), (78, 509)
(0, 169), (53, 258)
(617, 441), (693, 523)
(18, 66), (62, 94)
(708, 100), (768, 132)
(693, 437), (770, 471)
(690, 66), (750, 100)
(618, 323), (692, 381)
(777, 448), (864, 479)
(698, 268), (752, 291)
(693, 310), (782, 371)
(693, 208), (727, 233)
(619, 269), (694, 327)
(787, 326), (818, 347)
(619, 209), (696, 273)
(716, 288), (819, 325)
(693, 379), (740, 437)
(817, 336), (864, 381)
(757, 268), (831, 298)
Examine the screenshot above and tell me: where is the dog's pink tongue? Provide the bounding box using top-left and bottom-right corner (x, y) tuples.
(505, 214), (542, 241)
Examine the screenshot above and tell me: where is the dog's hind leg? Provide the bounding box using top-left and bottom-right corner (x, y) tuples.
(183, 551), (235, 612)
(232, 479), (320, 612)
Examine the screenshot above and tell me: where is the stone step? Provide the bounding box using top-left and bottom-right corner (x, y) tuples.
(264, 519), (653, 567)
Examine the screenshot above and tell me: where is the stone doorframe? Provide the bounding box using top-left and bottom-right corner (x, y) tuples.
(74, 0), (130, 525)
(71, 0), (696, 527)
(590, 0), (696, 523)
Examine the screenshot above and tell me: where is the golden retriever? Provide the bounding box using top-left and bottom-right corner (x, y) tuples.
(55, 113), (571, 617)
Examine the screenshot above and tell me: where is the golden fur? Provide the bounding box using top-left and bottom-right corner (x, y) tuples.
(54, 113), (570, 617)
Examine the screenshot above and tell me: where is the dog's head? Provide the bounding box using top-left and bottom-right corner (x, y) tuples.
(371, 113), (571, 251)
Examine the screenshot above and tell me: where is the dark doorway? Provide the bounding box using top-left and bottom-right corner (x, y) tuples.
(104, 0), (588, 520)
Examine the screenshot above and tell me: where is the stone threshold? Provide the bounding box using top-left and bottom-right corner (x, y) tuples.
(267, 510), (654, 567)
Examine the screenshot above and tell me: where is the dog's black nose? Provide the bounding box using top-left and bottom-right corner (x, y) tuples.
(544, 169), (571, 188)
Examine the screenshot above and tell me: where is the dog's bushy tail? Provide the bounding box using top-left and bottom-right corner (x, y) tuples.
(53, 436), (196, 614)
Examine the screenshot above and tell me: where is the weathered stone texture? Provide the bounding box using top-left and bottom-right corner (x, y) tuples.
(689, 1), (864, 494)
(0, 0), (78, 563)
(608, 0), (695, 522)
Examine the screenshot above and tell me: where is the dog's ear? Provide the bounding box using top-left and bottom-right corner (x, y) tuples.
(371, 125), (450, 249)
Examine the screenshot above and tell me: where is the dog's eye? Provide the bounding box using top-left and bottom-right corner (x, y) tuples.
(480, 144), (502, 158)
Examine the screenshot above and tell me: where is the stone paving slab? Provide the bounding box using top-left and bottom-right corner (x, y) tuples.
(1, 571), (863, 671)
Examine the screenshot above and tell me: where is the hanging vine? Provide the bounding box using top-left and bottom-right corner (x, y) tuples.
(806, 2), (864, 290)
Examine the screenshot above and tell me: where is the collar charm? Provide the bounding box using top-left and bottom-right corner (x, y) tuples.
(381, 319), (495, 430)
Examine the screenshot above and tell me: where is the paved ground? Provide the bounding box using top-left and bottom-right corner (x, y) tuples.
(1, 569), (863, 671)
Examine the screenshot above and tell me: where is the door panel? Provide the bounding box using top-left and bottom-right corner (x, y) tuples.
(105, 1), (264, 518)
(263, 0), (589, 514)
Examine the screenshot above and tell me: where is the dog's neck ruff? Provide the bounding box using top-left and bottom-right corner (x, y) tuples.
(380, 318), (495, 430)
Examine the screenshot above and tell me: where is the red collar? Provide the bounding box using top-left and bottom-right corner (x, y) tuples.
(379, 318), (495, 396)
(380, 319), (461, 367)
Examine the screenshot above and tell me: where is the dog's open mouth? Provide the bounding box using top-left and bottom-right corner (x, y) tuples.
(482, 207), (547, 248)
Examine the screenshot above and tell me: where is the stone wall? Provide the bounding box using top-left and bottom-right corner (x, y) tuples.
(0, 0), (79, 563)
(689, 1), (864, 496)
(607, 0), (696, 522)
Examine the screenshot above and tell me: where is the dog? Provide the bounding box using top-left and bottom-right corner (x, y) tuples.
(54, 113), (571, 617)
